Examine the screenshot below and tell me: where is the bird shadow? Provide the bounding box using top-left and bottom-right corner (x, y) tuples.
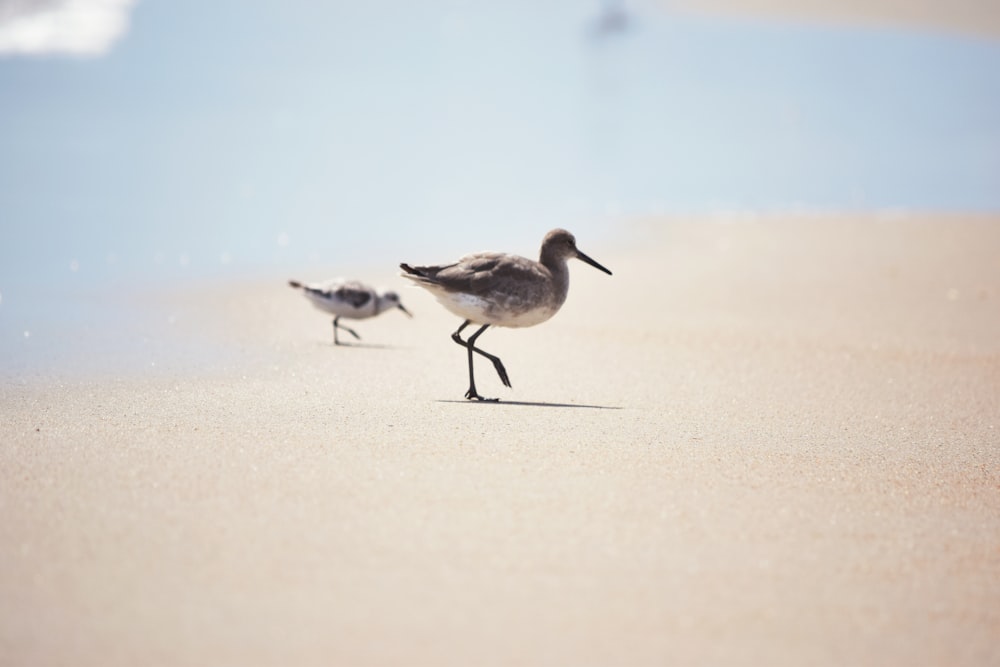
(317, 341), (398, 350)
(435, 399), (621, 410)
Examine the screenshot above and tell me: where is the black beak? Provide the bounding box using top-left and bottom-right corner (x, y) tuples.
(575, 249), (613, 276)
(398, 303), (413, 317)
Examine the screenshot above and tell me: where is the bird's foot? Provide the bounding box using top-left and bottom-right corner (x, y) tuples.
(465, 388), (499, 402)
(333, 329), (361, 345)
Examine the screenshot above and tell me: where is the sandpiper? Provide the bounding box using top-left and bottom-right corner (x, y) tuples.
(400, 228), (612, 401)
(288, 278), (412, 345)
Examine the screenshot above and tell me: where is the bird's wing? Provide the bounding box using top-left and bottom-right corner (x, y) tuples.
(434, 253), (549, 299)
(332, 282), (374, 309)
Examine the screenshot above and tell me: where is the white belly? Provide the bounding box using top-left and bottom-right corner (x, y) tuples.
(435, 292), (557, 328)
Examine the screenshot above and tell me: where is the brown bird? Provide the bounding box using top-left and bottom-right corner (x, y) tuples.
(401, 229), (612, 400)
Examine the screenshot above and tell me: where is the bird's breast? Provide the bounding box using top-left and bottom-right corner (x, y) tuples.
(434, 291), (558, 328)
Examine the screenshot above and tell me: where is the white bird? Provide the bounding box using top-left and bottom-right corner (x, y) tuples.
(400, 228), (612, 400)
(288, 278), (412, 345)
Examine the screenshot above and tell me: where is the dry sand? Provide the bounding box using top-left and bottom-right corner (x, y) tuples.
(2, 214), (999, 666)
(667, 0), (1000, 40)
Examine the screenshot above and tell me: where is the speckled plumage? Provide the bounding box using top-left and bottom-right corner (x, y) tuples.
(289, 277), (411, 345)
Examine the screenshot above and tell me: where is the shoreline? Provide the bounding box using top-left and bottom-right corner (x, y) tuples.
(665, 0), (1000, 40)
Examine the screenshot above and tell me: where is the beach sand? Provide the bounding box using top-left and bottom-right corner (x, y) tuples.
(2, 214), (998, 666)
(668, 0), (1000, 40)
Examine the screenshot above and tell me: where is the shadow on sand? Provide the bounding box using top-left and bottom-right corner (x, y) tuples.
(436, 399), (621, 410)
(316, 341), (400, 350)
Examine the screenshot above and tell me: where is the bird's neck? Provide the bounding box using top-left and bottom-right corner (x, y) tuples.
(541, 256), (571, 307)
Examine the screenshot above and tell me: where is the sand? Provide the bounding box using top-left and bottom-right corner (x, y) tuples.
(667, 0), (1000, 40)
(2, 214), (998, 666)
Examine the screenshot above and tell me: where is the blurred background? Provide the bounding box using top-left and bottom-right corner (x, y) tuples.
(1, 0), (998, 373)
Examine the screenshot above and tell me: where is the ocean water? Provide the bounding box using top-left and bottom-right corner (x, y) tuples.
(1, 0), (998, 376)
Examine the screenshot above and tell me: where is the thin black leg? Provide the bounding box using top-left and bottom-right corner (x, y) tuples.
(467, 325), (510, 387)
(451, 320), (510, 401)
(333, 316), (360, 346)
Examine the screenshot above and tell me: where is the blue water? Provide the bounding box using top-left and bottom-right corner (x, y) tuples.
(2, 1), (999, 376)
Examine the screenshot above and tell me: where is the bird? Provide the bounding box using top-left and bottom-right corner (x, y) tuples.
(400, 228), (612, 401)
(288, 278), (411, 345)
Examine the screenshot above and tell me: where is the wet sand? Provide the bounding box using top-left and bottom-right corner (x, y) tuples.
(2, 214), (999, 665)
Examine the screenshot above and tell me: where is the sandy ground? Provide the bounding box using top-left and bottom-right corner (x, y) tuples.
(2, 214), (999, 666)
(667, 0), (1000, 40)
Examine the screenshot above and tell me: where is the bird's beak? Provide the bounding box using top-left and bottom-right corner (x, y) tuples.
(575, 249), (613, 276)
(398, 303), (413, 317)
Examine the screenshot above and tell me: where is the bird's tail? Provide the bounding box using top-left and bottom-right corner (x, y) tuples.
(288, 280), (304, 289)
(399, 263), (437, 287)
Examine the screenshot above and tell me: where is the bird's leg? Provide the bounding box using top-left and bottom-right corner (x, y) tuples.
(333, 316), (361, 346)
(451, 321), (487, 399)
(451, 321), (510, 401)
(466, 324), (510, 388)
